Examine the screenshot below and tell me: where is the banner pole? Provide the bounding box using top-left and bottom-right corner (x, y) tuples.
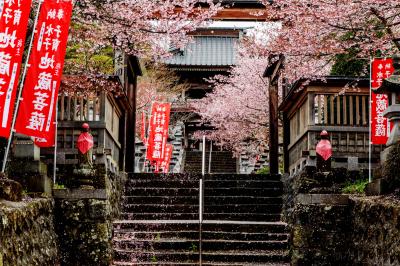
(208, 140), (212, 174)
(1, 0), (43, 173)
(199, 135), (206, 266)
(53, 101), (58, 184)
(369, 58), (372, 183)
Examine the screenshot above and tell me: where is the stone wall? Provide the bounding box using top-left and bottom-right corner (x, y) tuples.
(350, 196), (400, 265)
(290, 194), (352, 265)
(54, 169), (126, 266)
(287, 167), (400, 265)
(0, 198), (58, 266)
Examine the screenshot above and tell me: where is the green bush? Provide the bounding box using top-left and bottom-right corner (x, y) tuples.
(256, 166), (270, 174)
(342, 179), (369, 194)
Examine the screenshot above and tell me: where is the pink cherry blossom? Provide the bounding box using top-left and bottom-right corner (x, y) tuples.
(191, 55), (271, 157)
(75, 0), (222, 58)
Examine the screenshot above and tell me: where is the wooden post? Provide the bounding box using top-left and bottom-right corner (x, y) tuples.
(269, 82), (279, 175)
(283, 113), (290, 173)
(264, 56), (284, 175)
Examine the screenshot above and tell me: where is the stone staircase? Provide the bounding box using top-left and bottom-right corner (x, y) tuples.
(112, 174), (289, 265)
(184, 151), (238, 174)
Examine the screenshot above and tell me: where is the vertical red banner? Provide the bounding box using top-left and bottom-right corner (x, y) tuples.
(146, 102), (171, 163)
(371, 92), (390, 145)
(0, 0), (32, 138)
(371, 58), (394, 90)
(15, 0), (73, 145)
(370, 58), (395, 145)
(160, 144), (173, 173)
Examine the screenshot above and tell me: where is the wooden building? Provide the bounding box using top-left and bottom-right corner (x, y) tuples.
(42, 55), (142, 173)
(279, 77), (383, 175)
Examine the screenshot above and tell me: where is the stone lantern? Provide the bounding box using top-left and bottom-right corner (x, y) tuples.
(376, 55), (400, 160)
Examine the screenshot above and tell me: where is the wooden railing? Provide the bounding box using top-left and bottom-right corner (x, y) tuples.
(313, 94), (369, 126)
(58, 93), (103, 122)
(42, 92), (121, 170)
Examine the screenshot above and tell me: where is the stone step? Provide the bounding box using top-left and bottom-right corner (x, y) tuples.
(121, 213), (281, 222)
(114, 249), (289, 263)
(185, 163), (237, 167)
(203, 213), (281, 222)
(123, 196), (198, 205)
(203, 180), (283, 188)
(126, 179), (199, 188)
(113, 231), (288, 242)
(122, 203), (282, 214)
(122, 204), (199, 213)
(113, 221), (288, 234)
(124, 187), (199, 196)
(127, 173), (200, 181)
(124, 187), (283, 197)
(204, 196), (283, 205)
(204, 187), (283, 197)
(184, 162), (237, 167)
(126, 174), (279, 181)
(185, 169), (237, 174)
(114, 239), (288, 251)
(203, 204), (283, 214)
(206, 174), (281, 181)
(113, 261), (289, 266)
(121, 213), (198, 220)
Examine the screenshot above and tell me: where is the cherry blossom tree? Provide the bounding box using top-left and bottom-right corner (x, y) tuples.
(255, 0), (400, 82)
(61, 22), (121, 96)
(61, 1), (222, 100)
(75, 0), (222, 58)
(192, 56), (270, 157)
(193, 1), (400, 156)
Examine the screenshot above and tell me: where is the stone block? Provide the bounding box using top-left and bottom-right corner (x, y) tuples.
(0, 179), (22, 201)
(347, 157), (359, 171)
(365, 179), (388, 196)
(296, 194), (350, 205)
(13, 138), (40, 161)
(53, 189), (107, 199)
(10, 160), (47, 175)
(9, 161), (50, 194)
(88, 199), (109, 220)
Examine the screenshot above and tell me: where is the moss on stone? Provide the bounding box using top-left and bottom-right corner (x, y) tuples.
(0, 198), (58, 266)
(383, 143), (400, 192)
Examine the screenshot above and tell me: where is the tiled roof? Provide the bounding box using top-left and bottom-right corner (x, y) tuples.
(165, 36), (237, 67)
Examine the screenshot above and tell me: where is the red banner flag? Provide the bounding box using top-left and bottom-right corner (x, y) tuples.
(371, 92), (391, 145)
(146, 102), (171, 163)
(371, 58), (394, 90)
(0, 0), (32, 138)
(15, 0), (73, 142)
(160, 144), (173, 173)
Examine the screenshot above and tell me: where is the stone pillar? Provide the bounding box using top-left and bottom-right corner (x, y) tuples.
(9, 135), (52, 195)
(380, 55), (400, 161)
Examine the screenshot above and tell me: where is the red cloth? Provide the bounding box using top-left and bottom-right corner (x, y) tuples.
(316, 139), (332, 161)
(77, 132), (94, 154)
